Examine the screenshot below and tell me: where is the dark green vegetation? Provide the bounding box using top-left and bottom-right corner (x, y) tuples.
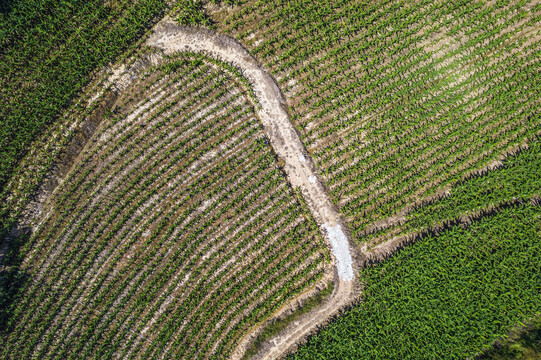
(288, 141), (541, 359)
(0, 54), (328, 359)
(173, 0), (214, 28)
(0, 0), (167, 234)
(289, 208), (541, 359)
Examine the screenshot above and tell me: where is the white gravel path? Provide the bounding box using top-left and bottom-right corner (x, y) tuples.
(323, 224), (354, 281)
(147, 21), (357, 359)
(148, 22), (354, 281)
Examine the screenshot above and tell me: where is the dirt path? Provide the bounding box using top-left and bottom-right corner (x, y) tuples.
(147, 21), (357, 359)
(254, 280), (353, 360)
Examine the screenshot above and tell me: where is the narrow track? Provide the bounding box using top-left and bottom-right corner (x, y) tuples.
(147, 21), (357, 359)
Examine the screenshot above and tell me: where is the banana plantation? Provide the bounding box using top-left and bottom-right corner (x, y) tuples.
(1, 0), (539, 359)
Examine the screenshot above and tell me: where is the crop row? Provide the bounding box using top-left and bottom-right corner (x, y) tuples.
(221, 0), (541, 241)
(363, 137), (541, 248)
(0, 55), (328, 359)
(0, 0), (170, 214)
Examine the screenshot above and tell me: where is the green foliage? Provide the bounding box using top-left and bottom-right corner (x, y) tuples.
(365, 137), (541, 243)
(172, 0), (242, 28)
(0, 0), (167, 230)
(289, 203), (541, 359)
(173, 0), (213, 27)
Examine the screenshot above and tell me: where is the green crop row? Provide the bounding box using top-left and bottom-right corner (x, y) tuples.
(363, 137), (541, 245)
(0, 55), (328, 359)
(220, 0), (541, 239)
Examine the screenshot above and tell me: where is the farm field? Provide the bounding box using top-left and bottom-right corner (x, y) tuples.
(0, 54), (329, 359)
(0, 0), (540, 359)
(209, 1), (541, 354)
(287, 139), (541, 359)
(289, 201), (541, 359)
(216, 0), (541, 243)
(364, 138), (541, 251)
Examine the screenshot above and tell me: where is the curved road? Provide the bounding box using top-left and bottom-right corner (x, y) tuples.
(148, 22), (356, 359)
